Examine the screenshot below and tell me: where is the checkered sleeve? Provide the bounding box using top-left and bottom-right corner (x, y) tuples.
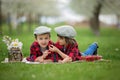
(68, 47), (80, 61)
(27, 42), (40, 61)
(29, 45), (38, 61)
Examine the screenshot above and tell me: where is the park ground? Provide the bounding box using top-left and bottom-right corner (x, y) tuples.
(0, 24), (120, 80)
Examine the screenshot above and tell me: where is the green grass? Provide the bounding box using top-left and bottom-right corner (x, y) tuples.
(0, 24), (120, 80)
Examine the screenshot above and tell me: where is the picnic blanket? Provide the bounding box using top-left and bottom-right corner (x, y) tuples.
(1, 55), (111, 64)
(1, 57), (39, 64)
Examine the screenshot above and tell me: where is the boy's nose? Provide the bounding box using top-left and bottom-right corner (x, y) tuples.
(42, 40), (46, 43)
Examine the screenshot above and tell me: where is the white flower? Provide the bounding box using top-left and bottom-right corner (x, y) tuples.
(15, 39), (19, 42)
(115, 48), (119, 51)
(18, 42), (23, 49)
(3, 35), (23, 50)
(7, 46), (11, 50)
(31, 74), (36, 78)
(2, 36), (11, 46)
(8, 41), (23, 50)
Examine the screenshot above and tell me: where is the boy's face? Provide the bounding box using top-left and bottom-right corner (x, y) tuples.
(36, 34), (50, 48)
(57, 37), (66, 46)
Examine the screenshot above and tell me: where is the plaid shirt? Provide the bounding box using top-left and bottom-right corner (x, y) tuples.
(27, 40), (56, 62)
(55, 40), (82, 61)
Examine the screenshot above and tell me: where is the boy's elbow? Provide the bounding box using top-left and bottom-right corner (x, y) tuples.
(65, 56), (72, 62)
(62, 56), (72, 63)
(68, 57), (72, 62)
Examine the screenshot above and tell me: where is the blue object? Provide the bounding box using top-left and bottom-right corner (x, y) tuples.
(82, 42), (98, 56)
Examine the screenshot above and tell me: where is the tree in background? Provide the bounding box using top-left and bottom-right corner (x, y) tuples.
(101, 0), (120, 28)
(0, 0), (2, 34)
(1, 0), (60, 33)
(70, 0), (120, 36)
(2, 0), (29, 34)
(89, 0), (104, 36)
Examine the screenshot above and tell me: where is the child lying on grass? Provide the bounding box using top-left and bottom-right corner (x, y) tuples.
(49, 25), (101, 63)
(26, 26), (57, 63)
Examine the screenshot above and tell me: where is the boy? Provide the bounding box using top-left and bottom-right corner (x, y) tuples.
(26, 26), (56, 63)
(49, 25), (99, 63)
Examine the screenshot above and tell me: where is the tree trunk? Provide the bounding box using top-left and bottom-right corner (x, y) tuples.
(17, 13), (24, 34)
(89, 0), (104, 36)
(116, 14), (120, 29)
(27, 13), (32, 32)
(37, 13), (42, 26)
(0, 0), (2, 35)
(7, 12), (12, 34)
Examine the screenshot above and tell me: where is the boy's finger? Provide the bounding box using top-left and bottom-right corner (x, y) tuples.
(50, 45), (54, 48)
(48, 51), (51, 54)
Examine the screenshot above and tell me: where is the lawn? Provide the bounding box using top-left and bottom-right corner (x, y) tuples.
(0, 24), (120, 80)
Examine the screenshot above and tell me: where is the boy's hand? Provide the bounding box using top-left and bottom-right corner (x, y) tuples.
(35, 50), (51, 63)
(35, 56), (44, 63)
(49, 45), (59, 52)
(43, 50), (51, 58)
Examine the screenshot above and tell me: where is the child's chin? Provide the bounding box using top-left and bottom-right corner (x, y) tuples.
(59, 44), (63, 46)
(58, 42), (64, 46)
(41, 45), (47, 48)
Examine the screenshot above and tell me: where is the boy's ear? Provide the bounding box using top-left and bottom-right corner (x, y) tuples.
(35, 39), (37, 42)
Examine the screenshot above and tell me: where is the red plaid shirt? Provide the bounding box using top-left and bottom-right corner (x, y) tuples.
(55, 40), (82, 61)
(27, 40), (56, 62)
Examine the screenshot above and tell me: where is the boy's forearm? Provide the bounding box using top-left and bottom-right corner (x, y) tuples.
(34, 56), (43, 62)
(61, 56), (72, 63)
(43, 59), (53, 63)
(57, 49), (70, 59)
(56, 49), (72, 63)
(42, 53), (48, 59)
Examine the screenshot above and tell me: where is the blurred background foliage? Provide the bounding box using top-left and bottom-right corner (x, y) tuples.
(0, 0), (120, 36)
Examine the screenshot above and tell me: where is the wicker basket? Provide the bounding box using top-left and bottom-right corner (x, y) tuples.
(8, 48), (23, 62)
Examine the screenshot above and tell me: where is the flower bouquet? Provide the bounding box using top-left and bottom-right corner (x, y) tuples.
(2, 36), (23, 62)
